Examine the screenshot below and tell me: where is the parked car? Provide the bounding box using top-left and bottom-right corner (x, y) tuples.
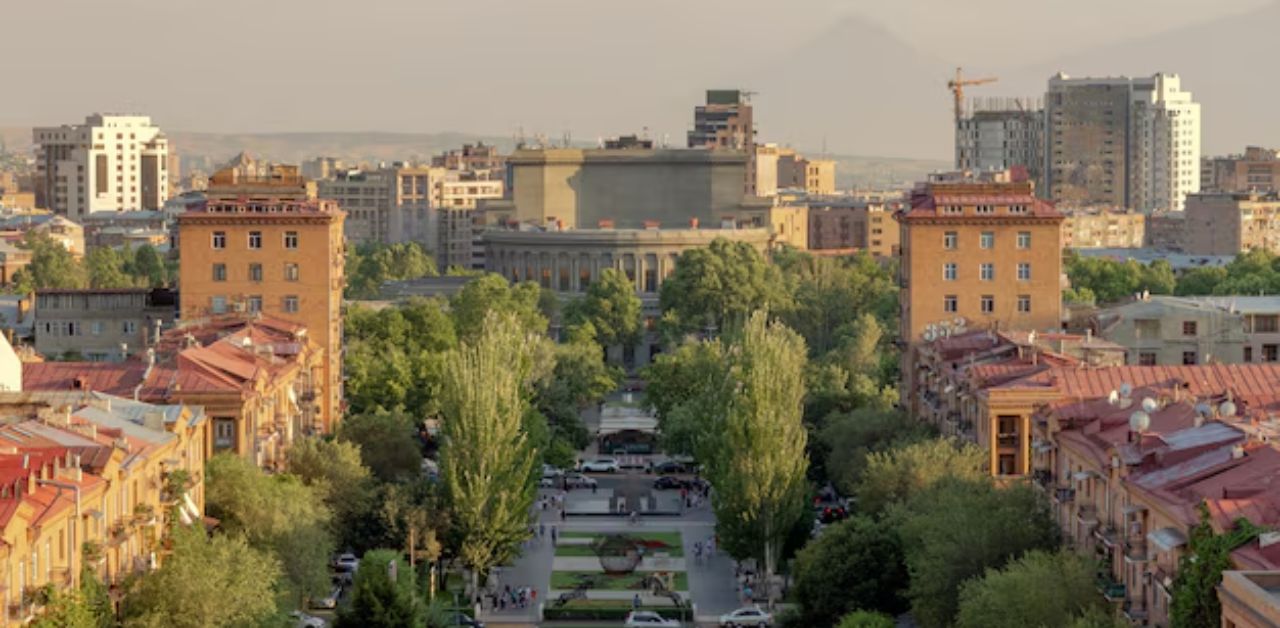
(653, 476), (688, 490)
(625, 610), (682, 627)
(719, 606), (772, 627)
(817, 504), (848, 524)
(309, 585), (341, 610)
(290, 611), (328, 628)
(579, 458), (620, 473)
(542, 463), (564, 479)
(334, 553), (360, 574)
(447, 612), (485, 627)
(563, 473), (597, 489)
(651, 460), (687, 475)
(539, 477), (556, 488)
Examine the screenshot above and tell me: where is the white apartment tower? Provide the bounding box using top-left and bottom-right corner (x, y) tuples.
(34, 114), (169, 219)
(1129, 74), (1201, 212)
(1045, 73), (1200, 212)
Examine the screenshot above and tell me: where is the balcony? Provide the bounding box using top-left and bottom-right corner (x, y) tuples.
(1093, 525), (1119, 551)
(1076, 503), (1100, 527)
(1122, 600), (1149, 622)
(1054, 487), (1076, 504)
(1032, 469), (1053, 489)
(997, 432), (1018, 448)
(1124, 539), (1150, 563)
(1097, 575), (1126, 602)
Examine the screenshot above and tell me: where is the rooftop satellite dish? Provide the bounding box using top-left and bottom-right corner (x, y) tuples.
(1220, 400), (1237, 417)
(924, 329), (936, 342)
(1108, 390), (1120, 406)
(1129, 410), (1151, 433)
(1141, 397), (1158, 413)
(1119, 383), (1133, 398)
(1194, 402), (1212, 417)
(954, 316), (966, 327)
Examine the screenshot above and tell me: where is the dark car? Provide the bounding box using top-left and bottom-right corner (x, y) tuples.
(448, 613), (484, 627)
(653, 476), (688, 490)
(652, 460), (687, 475)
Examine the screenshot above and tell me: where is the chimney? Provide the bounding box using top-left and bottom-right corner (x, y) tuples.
(689, 217), (699, 229)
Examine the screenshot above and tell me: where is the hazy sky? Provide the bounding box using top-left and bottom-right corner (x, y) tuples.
(2, 0), (1272, 158)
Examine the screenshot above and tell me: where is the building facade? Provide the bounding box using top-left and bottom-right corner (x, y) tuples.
(897, 173), (1064, 345)
(438, 178), (504, 270)
(316, 165), (439, 247)
(807, 196), (902, 257)
(484, 226), (770, 367)
(777, 154), (836, 196)
(33, 288), (176, 362)
(1045, 74), (1200, 212)
(1181, 192), (1280, 256)
(33, 115), (169, 219)
(1060, 208), (1146, 249)
(688, 89), (756, 196)
(1202, 146), (1280, 194)
(955, 98), (1044, 190)
(176, 196), (344, 433)
(1092, 295), (1280, 366)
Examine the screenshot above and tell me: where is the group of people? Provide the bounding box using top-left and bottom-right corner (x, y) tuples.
(496, 584), (536, 610)
(529, 522), (559, 545)
(678, 481), (711, 510)
(692, 535), (717, 563)
(537, 491), (568, 521)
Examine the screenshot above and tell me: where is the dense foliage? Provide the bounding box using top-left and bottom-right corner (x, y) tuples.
(792, 515), (908, 625)
(1170, 504), (1263, 628)
(345, 241), (436, 299)
(956, 550), (1106, 628)
(1065, 248), (1280, 304)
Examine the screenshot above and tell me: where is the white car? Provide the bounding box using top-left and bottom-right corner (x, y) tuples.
(334, 553), (360, 574)
(564, 472), (598, 489)
(580, 458), (620, 473)
(719, 606), (772, 627)
(542, 463), (564, 479)
(625, 611), (682, 627)
(290, 611), (328, 628)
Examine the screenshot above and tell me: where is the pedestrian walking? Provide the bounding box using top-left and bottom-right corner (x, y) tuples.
(560, 506), (566, 522)
(551, 526), (558, 545)
(633, 593), (642, 610)
(539, 523), (545, 538)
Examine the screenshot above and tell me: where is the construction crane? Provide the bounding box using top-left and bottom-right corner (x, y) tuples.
(947, 67), (997, 123)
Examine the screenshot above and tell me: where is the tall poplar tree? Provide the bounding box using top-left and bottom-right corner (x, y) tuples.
(707, 311), (810, 604)
(437, 311), (541, 605)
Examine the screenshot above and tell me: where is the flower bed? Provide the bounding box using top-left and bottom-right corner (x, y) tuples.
(550, 570), (688, 591)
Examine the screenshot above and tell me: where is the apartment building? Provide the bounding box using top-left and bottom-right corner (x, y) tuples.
(0, 389), (205, 625)
(431, 142), (506, 178)
(807, 196), (902, 257)
(0, 214), (84, 257)
(688, 89), (756, 196)
(1202, 146), (1280, 194)
(777, 153), (836, 196)
(33, 115), (169, 219)
(24, 315), (325, 469)
(33, 288), (176, 361)
(1182, 192), (1280, 256)
(724, 198), (809, 250)
(176, 193), (344, 434)
(1046, 74), (1200, 212)
(1092, 295), (1280, 365)
(955, 98), (1044, 190)
(438, 178), (504, 270)
(1060, 207), (1146, 249)
(316, 165), (438, 247)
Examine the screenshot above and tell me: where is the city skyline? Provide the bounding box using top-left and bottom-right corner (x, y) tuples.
(1, 0), (1276, 159)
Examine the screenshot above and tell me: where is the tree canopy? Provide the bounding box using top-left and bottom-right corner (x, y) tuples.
(855, 437), (987, 516)
(1063, 250), (1176, 305)
(345, 241), (437, 299)
(956, 550), (1106, 628)
(792, 515), (908, 625)
(563, 267), (643, 350)
(336, 549), (424, 628)
(658, 238), (791, 335)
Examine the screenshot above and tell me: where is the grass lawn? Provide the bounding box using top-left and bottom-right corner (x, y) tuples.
(551, 571), (689, 591)
(557, 531), (684, 555)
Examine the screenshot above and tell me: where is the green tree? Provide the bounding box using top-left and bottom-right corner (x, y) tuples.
(126, 244), (167, 287)
(1170, 504), (1263, 628)
(121, 526), (281, 628)
(956, 550), (1106, 628)
(564, 267), (643, 350)
(345, 242), (438, 299)
(641, 338), (732, 456)
(30, 585), (98, 628)
(896, 478), (1060, 628)
(792, 515), (908, 625)
(706, 312), (809, 603)
(856, 437), (987, 516)
(286, 436), (377, 550)
(777, 250), (897, 357)
(205, 454), (334, 609)
(658, 238), (791, 335)
(819, 405), (929, 498)
(338, 409), (424, 483)
(837, 610), (896, 628)
(85, 247), (135, 289)
(343, 298), (457, 415)
(12, 231), (87, 293)
(1174, 267), (1228, 296)
(450, 273), (547, 340)
(438, 311), (541, 602)
(1063, 251), (1174, 305)
(1068, 607), (1130, 628)
(336, 549), (424, 628)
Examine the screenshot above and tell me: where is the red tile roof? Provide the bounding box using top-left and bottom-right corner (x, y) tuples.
(21, 362), (147, 396)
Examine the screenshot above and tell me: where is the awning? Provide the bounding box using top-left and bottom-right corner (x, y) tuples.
(1147, 527), (1189, 552)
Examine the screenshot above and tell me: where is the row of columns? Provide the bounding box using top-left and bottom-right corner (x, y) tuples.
(489, 249), (680, 294)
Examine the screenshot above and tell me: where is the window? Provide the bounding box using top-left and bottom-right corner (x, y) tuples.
(944, 295), (957, 313)
(1016, 231), (1031, 249)
(1252, 315), (1279, 333)
(1182, 321), (1198, 336)
(980, 263), (994, 281)
(1017, 295), (1031, 313)
(1135, 318), (1160, 339)
(943, 231), (957, 249)
(1264, 344), (1279, 362)
(1182, 351), (1197, 365)
(90, 321), (103, 336)
(1009, 204), (1028, 214)
(1138, 352), (1158, 366)
(211, 296), (227, 314)
(943, 263), (957, 281)
(975, 205), (994, 214)
(212, 263), (226, 281)
(248, 231), (262, 249)
(247, 296), (263, 313)
(211, 231), (226, 249)
(942, 205), (962, 215)
(249, 263), (263, 282)
(284, 231), (298, 249)
(980, 232), (994, 249)
(1244, 346), (1253, 362)
(284, 263), (299, 281)
(283, 296), (299, 313)
(981, 295), (994, 313)
(1017, 263), (1031, 281)
(122, 320), (137, 334)
(213, 419), (235, 451)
